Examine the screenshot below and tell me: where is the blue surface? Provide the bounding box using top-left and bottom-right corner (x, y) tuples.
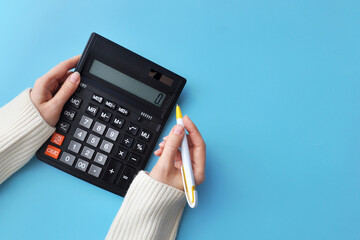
(1, 0), (360, 239)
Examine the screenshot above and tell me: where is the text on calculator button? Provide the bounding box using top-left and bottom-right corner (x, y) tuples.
(68, 140), (82, 153)
(99, 110), (112, 122)
(79, 116), (93, 129)
(117, 106), (129, 116)
(94, 152), (108, 165)
(128, 153), (141, 166)
(57, 121), (70, 133)
(92, 122), (106, 135)
(126, 123), (139, 136)
(75, 159), (89, 172)
(112, 116), (125, 129)
(45, 145), (61, 159)
(63, 109), (76, 121)
(134, 141), (146, 153)
(116, 147), (128, 160)
(102, 160), (122, 183)
(73, 128), (88, 142)
(121, 135), (134, 148)
(88, 164), (102, 178)
(69, 96), (82, 108)
(139, 129), (152, 141)
(60, 152), (75, 166)
(92, 93), (103, 103)
(105, 100), (116, 109)
(86, 104), (99, 116)
(50, 132), (65, 146)
(117, 165), (135, 189)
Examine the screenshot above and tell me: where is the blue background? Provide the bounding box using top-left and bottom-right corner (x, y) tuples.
(0, 0), (360, 239)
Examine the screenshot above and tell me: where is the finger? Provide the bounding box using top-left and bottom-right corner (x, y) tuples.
(154, 148), (162, 156)
(36, 55), (80, 91)
(158, 124), (185, 170)
(44, 55), (80, 79)
(50, 72), (81, 109)
(183, 115), (205, 149)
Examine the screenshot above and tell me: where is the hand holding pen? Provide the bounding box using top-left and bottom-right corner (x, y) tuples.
(150, 113), (206, 205)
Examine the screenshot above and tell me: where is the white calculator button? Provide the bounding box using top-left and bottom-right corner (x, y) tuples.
(100, 140), (113, 153)
(92, 122), (106, 135)
(73, 128), (88, 142)
(81, 146), (95, 159)
(105, 128), (119, 141)
(88, 164), (102, 178)
(79, 116), (93, 129)
(68, 140), (82, 154)
(75, 159), (89, 172)
(94, 152), (108, 165)
(86, 134), (101, 147)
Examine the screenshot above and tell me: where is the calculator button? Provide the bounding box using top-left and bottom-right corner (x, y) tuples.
(105, 100), (117, 110)
(50, 132), (65, 146)
(60, 152), (75, 166)
(86, 104), (99, 116)
(68, 140), (82, 154)
(45, 145), (61, 159)
(139, 129), (152, 141)
(121, 135), (133, 148)
(116, 147), (128, 160)
(126, 123), (139, 136)
(102, 160), (122, 183)
(117, 165), (135, 189)
(63, 109), (76, 121)
(69, 96), (82, 109)
(88, 164), (102, 178)
(92, 93), (103, 103)
(86, 134), (101, 147)
(79, 116), (93, 129)
(92, 122), (106, 135)
(112, 116), (125, 129)
(94, 152), (108, 165)
(99, 110), (112, 122)
(134, 141), (146, 153)
(105, 128), (119, 141)
(73, 128), (88, 142)
(100, 140), (113, 153)
(81, 146), (95, 159)
(117, 106), (129, 116)
(128, 153), (141, 165)
(57, 121), (70, 133)
(75, 159), (89, 172)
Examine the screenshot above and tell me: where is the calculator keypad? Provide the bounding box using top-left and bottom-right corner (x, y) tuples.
(40, 89), (157, 196)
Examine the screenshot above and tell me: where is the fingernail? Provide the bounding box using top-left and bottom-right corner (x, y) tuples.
(69, 72), (80, 84)
(159, 141), (165, 147)
(174, 125), (184, 135)
(163, 136), (168, 141)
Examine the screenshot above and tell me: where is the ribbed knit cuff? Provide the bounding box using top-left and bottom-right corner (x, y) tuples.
(0, 88), (55, 184)
(106, 171), (186, 240)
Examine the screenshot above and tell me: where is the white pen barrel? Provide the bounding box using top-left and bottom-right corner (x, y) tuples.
(177, 119), (196, 188)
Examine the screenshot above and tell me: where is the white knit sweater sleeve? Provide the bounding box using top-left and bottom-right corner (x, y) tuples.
(106, 171), (186, 240)
(0, 88), (55, 184)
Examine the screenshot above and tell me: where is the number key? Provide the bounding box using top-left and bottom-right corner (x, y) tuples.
(75, 159), (89, 172)
(86, 134), (100, 147)
(73, 128), (88, 141)
(92, 122), (106, 135)
(79, 116), (93, 129)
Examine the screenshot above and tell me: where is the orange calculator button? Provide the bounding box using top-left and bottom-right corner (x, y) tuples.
(45, 145), (61, 159)
(50, 132), (65, 146)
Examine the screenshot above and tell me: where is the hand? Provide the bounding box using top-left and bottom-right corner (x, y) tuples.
(30, 56), (81, 127)
(150, 115), (206, 190)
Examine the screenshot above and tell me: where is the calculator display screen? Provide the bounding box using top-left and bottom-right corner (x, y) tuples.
(89, 59), (166, 107)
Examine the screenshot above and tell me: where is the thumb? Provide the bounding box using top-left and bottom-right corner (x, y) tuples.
(51, 72), (80, 108)
(158, 124), (185, 169)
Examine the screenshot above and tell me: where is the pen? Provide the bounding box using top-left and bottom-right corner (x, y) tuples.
(176, 105), (198, 208)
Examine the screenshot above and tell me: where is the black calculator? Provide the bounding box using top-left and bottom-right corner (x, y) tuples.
(36, 33), (186, 197)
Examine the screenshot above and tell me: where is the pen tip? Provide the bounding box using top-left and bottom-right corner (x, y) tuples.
(176, 105), (182, 119)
